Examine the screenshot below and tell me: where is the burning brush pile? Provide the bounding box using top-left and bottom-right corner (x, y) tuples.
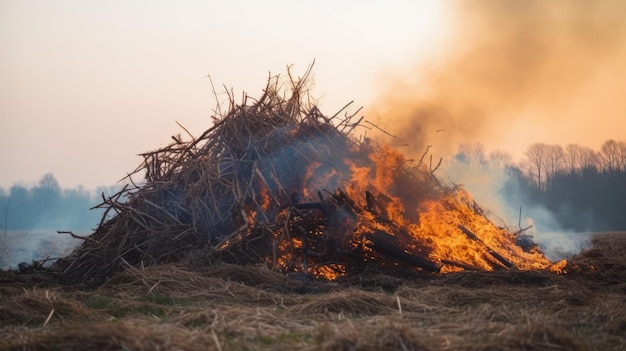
(56, 72), (565, 283)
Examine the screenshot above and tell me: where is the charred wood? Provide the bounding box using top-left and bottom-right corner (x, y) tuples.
(440, 259), (481, 271)
(365, 190), (378, 214)
(457, 224), (515, 269)
(364, 231), (441, 273)
(294, 202), (329, 217)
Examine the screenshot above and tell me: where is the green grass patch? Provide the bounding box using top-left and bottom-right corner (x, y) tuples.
(137, 292), (194, 306)
(84, 295), (118, 310)
(125, 304), (168, 319)
(83, 292), (193, 319)
(254, 332), (312, 345)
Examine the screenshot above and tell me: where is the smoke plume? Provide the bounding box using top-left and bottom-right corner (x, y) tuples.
(365, 1), (626, 257)
(370, 0), (626, 160)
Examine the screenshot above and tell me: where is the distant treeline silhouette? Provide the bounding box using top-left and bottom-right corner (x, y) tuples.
(2, 139), (625, 234)
(0, 173), (116, 232)
(455, 139), (626, 232)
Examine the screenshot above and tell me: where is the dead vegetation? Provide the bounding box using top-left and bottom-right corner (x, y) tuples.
(1, 232), (625, 350)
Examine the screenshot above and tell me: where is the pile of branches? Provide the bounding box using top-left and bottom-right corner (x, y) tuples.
(55, 69), (445, 282)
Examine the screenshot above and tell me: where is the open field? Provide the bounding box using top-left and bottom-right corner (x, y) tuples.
(1, 232), (625, 351)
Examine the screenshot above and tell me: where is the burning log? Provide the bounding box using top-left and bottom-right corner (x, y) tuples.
(457, 224), (515, 269)
(364, 231), (441, 272)
(365, 191), (378, 214)
(439, 259), (482, 271)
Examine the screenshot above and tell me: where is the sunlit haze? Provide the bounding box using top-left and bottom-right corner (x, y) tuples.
(370, 1), (626, 162)
(2, 1), (624, 190)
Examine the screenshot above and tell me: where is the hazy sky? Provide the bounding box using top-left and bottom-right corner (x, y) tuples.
(2, 1), (625, 190)
(370, 1), (626, 162)
(0, 0), (448, 189)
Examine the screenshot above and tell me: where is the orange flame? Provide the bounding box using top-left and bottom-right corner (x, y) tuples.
(409, 189), (553, 272)
(259, 185), (271, 212)
(261, 143), (561, 280)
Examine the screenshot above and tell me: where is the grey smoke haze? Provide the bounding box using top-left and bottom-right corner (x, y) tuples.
(0, 231), (80, 270)
(0, 177), (119, 269)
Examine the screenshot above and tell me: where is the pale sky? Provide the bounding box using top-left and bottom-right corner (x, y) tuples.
(2, 1), (625, 190)
(0, 0), (449, 189)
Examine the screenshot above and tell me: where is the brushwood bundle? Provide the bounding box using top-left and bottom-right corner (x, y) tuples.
(56, 70), (560, 283)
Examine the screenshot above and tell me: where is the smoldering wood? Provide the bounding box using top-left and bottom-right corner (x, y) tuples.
(365, 191), (378, 214)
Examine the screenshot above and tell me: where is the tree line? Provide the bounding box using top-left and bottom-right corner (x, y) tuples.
(2, 139), (625, 233)
(454, 139), (626, 231)
(0, 173), (114, 232)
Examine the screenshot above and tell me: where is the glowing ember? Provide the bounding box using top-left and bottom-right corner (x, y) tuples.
(259, 185), (272, 212)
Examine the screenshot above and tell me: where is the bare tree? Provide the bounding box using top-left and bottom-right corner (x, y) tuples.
(564, 144), (583, 174)
(38, 173), (60, 191)
(599, 139), (626, 174)
(488, 150), (513, 170)
(578, 146), (601, 172)
(456, 143), (487, 170)
(614, 140), (626, 172)
(544, 144), (565, 186)
(522, 143), (564, 189)
(523, 143), (549, 190)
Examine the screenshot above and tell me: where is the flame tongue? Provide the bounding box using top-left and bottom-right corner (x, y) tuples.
(263, 187), (559, 280)
(408, 189), (554, 273)
(252, 146), (560, 280)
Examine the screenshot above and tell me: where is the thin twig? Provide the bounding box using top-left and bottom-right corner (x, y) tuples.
(364, 120), (397, 138)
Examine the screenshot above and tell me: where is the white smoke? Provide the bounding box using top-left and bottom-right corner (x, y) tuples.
(443, 158), (591, 261)
(0, 231), (82, 270)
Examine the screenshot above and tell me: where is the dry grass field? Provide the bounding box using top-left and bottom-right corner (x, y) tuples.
(0, 232), (624, 351)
